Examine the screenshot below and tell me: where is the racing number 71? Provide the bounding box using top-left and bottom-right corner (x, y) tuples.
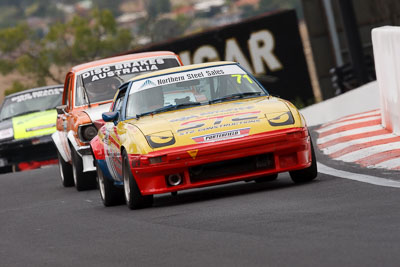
(231, 74), (253, 84)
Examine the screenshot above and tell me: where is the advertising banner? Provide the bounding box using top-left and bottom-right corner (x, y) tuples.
(127, 9), (313, 105)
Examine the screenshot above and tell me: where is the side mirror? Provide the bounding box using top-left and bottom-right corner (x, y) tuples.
(56, 105), (67, 115)
(102, 111), (119, 122)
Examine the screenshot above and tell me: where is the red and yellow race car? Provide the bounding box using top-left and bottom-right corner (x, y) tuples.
(91, 61), (317, 209)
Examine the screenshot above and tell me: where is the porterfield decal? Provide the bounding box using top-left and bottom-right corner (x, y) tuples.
(192, 128), (250, 143)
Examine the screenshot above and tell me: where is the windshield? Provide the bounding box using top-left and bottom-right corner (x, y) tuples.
(126, 64), (267, 118)
(0, 87), (63, 121)
(75, 56), (181, 106)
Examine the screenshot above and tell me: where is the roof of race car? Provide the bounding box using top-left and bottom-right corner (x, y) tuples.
(70, 51), (179, 73)
(5, 84), (64, 99)
(128, 61), (237, 83)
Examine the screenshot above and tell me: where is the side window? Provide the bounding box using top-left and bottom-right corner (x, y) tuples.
(113, 94), (124, 113)
(63, 74), (73, 108)
(113, 84), (128, 118)
(63, 77), (70, 105)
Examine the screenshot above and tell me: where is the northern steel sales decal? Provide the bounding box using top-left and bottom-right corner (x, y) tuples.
(130, 64), (246, 93)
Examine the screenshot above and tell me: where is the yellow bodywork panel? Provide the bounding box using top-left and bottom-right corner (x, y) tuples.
(116, 96), (305, 155)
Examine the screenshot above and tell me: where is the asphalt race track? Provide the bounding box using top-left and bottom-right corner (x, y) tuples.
(1, 132), (400, 267)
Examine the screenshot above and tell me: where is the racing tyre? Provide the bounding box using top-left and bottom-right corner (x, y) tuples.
(254, 173), (278, 183)
(71, 146), (97, 191)
(97, 165), (125, 206)
(289, 138), (318, 183)
(123, 151), (153, 210)
(58, 151), (74, 187)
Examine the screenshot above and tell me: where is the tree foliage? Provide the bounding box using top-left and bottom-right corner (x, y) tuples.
(0, 0), (65, 28)
(93, 0), (124, 17)
(146, 0), (171, 21)
(0, 8), (132, 93)
(4, 81), (27, 96)
(152, 18), (184, 43)
(258, 0), (303, 18)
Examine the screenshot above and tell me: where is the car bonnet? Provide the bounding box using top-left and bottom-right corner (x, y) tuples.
(129, 96), (303, 150)
(12, 110), (58, 140)
(82, 103), (112, 122)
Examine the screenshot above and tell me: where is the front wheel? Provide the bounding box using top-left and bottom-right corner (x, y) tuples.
(57, 151), (74, 187)
(123, 151), (153, 210)
(71, 146), (97, 191)
(97, 165), (125, 207)
(289, 138), (318, 183)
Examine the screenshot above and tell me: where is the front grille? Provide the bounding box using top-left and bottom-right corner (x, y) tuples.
(189, 153), (274, 182)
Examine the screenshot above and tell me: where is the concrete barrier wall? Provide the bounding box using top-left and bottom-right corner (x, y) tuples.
(300, 81), (379, 126)
(372, 26), (400, 134)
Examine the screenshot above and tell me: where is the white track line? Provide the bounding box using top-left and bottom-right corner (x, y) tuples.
(318, 162), (400, 188)
(317, 115), (381, 134)
(321, 133), (395, 155)
(317, 125), (384, 144)
(336, 141), (400, 162)
(373, 158), (400, 169)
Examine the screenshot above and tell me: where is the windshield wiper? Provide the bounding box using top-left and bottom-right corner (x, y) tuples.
(136, 102), (202, 119)
(79, 75), (91, 107)
(209, 92), (263, 104)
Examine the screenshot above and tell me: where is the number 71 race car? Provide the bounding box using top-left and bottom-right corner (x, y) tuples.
(90, 61), (317, 209)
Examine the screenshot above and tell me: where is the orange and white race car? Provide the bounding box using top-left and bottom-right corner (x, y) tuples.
(52, 51), (183, 191)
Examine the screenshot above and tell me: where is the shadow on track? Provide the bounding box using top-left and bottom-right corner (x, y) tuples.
(150, 176), (322, 208)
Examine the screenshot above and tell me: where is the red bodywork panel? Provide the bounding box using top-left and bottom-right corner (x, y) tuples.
(127, 127), (312, 195)
(91, 135), (105, 160)
(18, 159), (59, 171)
(93, 119), (106, 130)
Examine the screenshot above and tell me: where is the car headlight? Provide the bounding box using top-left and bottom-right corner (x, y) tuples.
(0, 128), (14, 140)
(145, 131), (176, 148)
(78, 124), (98, 143)
(266, 111), (294, 126)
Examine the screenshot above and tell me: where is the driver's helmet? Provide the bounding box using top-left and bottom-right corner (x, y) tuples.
(143, 86), (164, 110)
(104, 77), (122, 91)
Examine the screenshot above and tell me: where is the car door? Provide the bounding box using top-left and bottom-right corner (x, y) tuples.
(105, 86), (127, 181)
(55, 73), (73, 162)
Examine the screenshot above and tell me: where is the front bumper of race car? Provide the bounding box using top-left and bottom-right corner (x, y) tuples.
(0, 134), (57, 172)
(128, 127), (312, 195)
(77, 145), (96, 173)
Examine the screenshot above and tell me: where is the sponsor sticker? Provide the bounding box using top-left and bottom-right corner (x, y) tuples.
(187, 149), (198, 159)
(11, 88), (63, 103)
(192, 127), (250, 143)
(130, 64), (246, 94)
(80, 57), (179, 83)
(266, 111), (294, 126)
(145, 131), (176, 148)
(139, 79), (157, 90)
